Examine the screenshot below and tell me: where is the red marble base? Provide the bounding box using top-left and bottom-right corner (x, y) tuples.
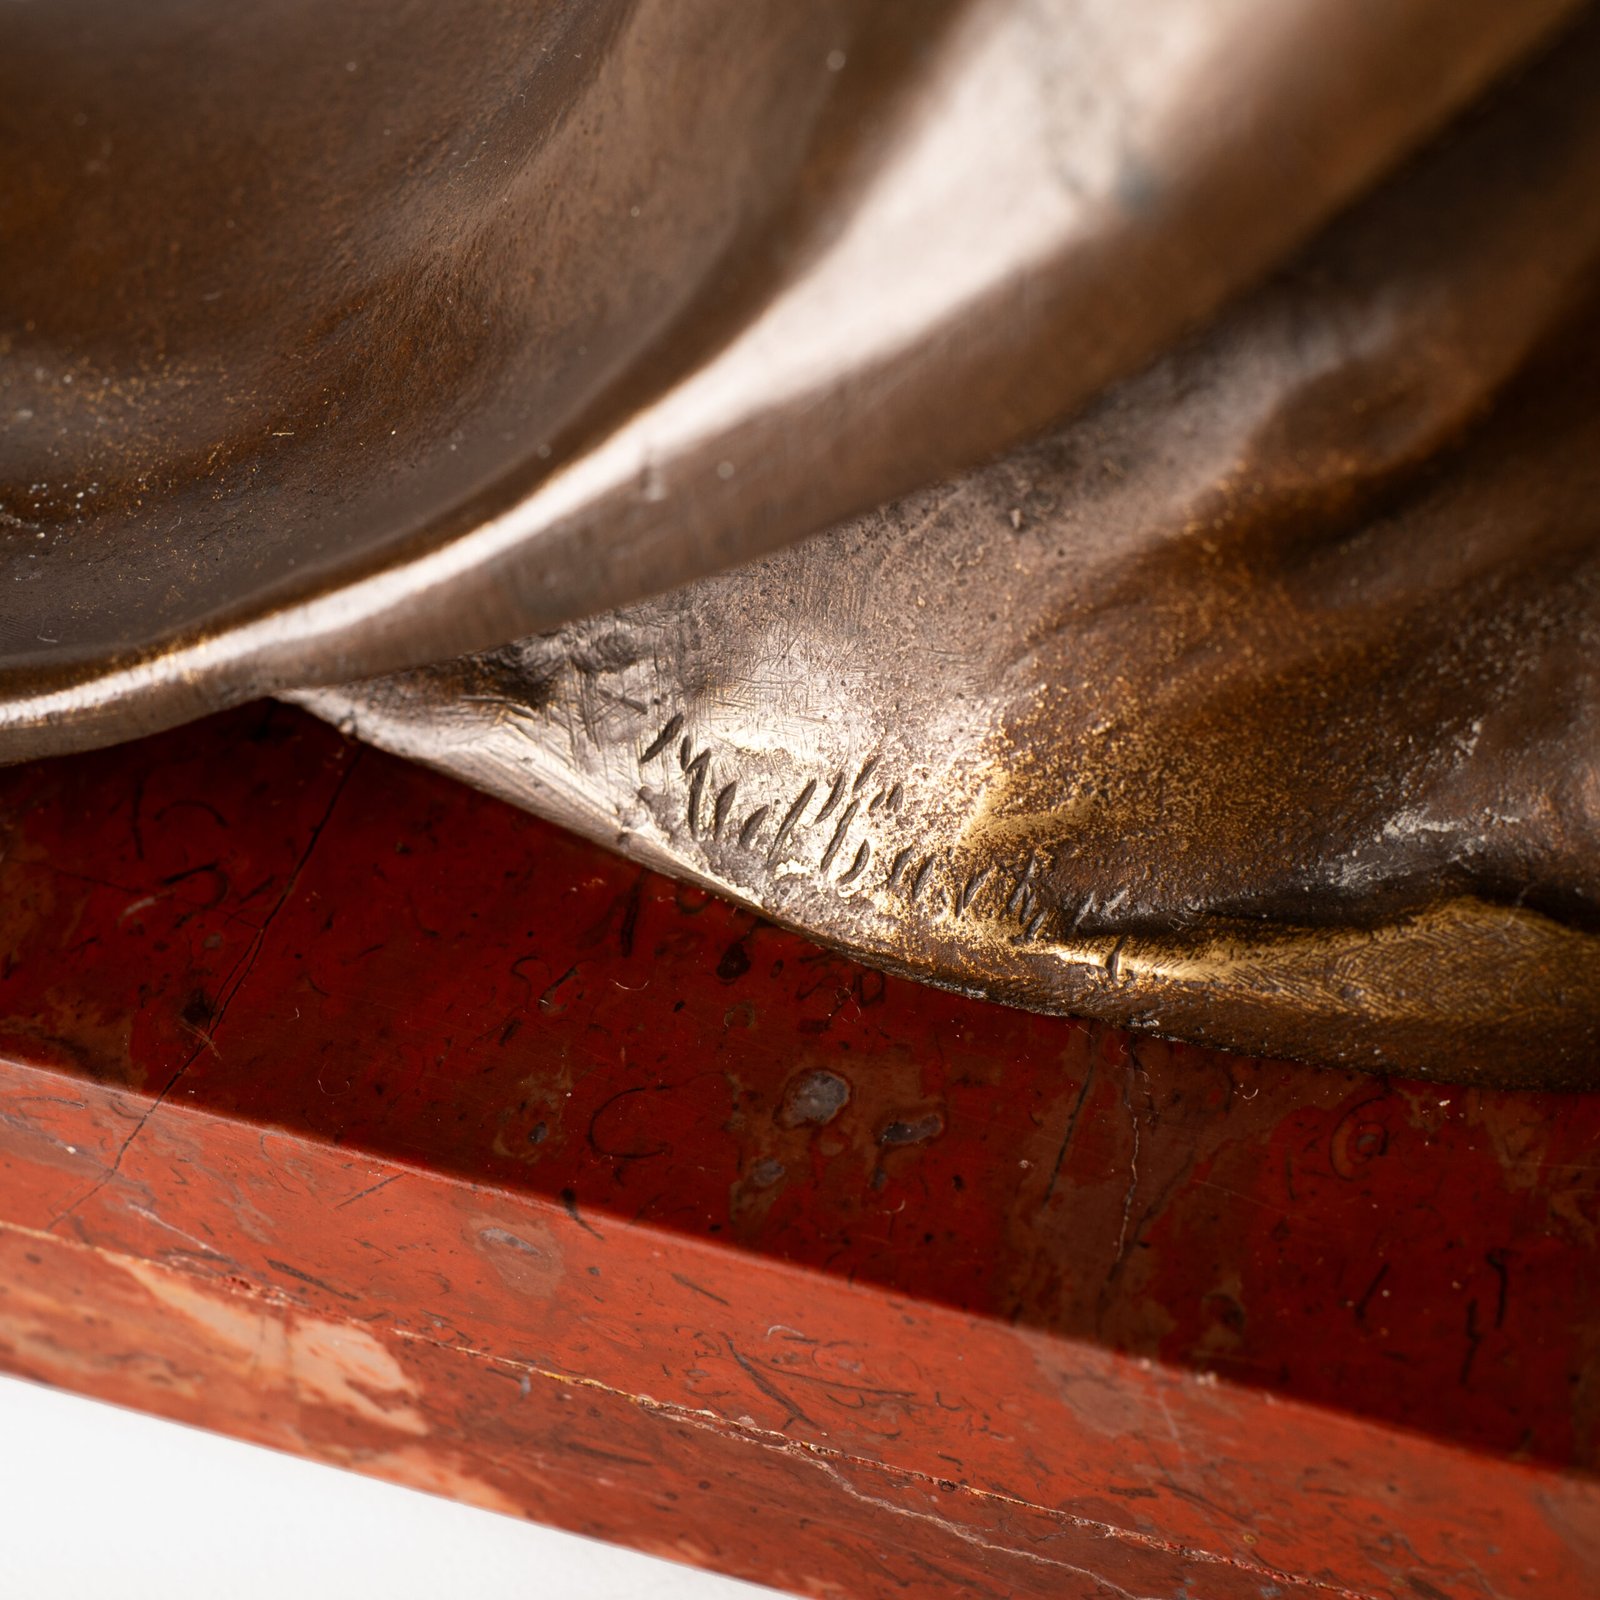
(0, 705), (1595, 1598)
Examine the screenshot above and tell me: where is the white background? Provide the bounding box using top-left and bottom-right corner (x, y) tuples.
(0, 1373), (785, 1599)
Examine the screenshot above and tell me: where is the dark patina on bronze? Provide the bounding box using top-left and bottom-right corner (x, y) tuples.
(3, 1), (1597, 1083)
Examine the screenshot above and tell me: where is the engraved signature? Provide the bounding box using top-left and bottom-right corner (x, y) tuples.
(638, 713), (1054, 943)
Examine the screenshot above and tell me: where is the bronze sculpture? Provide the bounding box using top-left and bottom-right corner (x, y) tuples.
(3, 0), (1597, 1084)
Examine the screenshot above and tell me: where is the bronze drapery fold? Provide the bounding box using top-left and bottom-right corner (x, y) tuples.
(4, 1), (1598, 1083)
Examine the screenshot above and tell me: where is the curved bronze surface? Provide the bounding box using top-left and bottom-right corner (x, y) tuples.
(6, 2), (1598, 1084)
(0, 0), (1577, 754)
(299, 17), (1600, 1086)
